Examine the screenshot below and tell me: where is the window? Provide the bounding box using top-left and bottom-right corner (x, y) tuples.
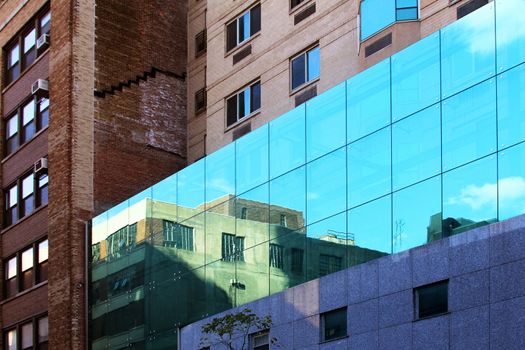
(6, 184), (18, 226)
(106, 224), (137, 259)
(37, 174), (48, 207)
(163, 221), (194, 250)
(250, 331), (269, 350)
(269, 244), (284, 269)
(226, 81), (261, 127)
(319, 254), (342, 276)
(3, 9), (51, 86)
(21, 174), (34, 217)
(290, 46), (320, 91)
(279, 214), (287, 227)
(4, 96), (50, 157)
(3, 315), (48, 350)
(415, 280), (448, 319)
(226, 4), (261, 52)
(195, 29), (207, 57)
(360, 0), (418, 40)
(241, 207), (248, 219)
(291, 248), (304, 274)
(291, 0), (308, 10)
(195, 87), (207, 115)
(4, 238), (48, 299)
(321, 307), (347, 342)
(221, 233), (245, 262)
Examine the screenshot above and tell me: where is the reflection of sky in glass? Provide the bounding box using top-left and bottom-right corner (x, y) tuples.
(236, 125), (268, 194)
(307, 47), (320, 81)
(152, 174), (177, 204)
(22, 248), (33, 271)
(393, 176), (441, 253)
(270, 166), (305, 215)
(444, 156), (497, 223)
(499, 143), (525, 220)
(360, 0), (396, 40)
(39, 240), (49, 263)
(306, 211), (346, 240)
(497, 65), (525, 149)
(178, 157), (205, 209)
(496, 0), (525, 72)
(206, 142), (236, 203)
(306, 82), (346, 162)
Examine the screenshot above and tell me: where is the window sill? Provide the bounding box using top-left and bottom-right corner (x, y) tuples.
(224, 109), (261, 133)
(1, 126), (49, 164)
(224, 31), (261, 59)
(2, 48), (50, 94)
(1, 280), (48, 305)
(1, 204), (48, 234)
(413, 311), (450, 322)
(290, 77), (319, 97)
(320, 335), (349, 344)
(289, 0), (315, 15)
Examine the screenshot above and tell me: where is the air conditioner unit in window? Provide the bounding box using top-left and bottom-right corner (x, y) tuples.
(31, 79), (49, 97)
(36, 33), (50, 52)
(34, 158), (48, 174)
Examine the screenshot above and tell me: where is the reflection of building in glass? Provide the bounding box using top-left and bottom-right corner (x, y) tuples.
(90, 198), (385, 348)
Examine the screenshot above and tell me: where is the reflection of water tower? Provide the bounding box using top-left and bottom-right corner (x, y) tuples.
(394, 219), (405, 250)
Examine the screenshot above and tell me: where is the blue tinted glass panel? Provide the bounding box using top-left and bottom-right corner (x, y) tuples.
(496, 0), (525, 72)
(497, 65), (525, 149)
(392, 105), (441, 190)
(348, 196), (392, 255)
(307, 47), (320, 81)
(206, 142), (236, 205)
(243, 87), (251, 117)
(397, 0), (417, 7)
(270, 166), (306, 230)
(291, 54), (306, 90)
(440, 3), (495, 97)
(240, 12), (250, 42)
(443, 156), (497, 236)
(307, 148), (346, 225)
(236, 183), (269, 248)
(269, 227), (306, 293)
(393, 176), (441, 253)
(396, 8), (418, 20)
(347, 59), (390, 142)
(177, 158), (205, 219)
(360, 0), (396, 40)
(348, 128), (391, 208)
(442, 78), (496, 171)
(498, 143), (525, 220)
(392, 33), (440, 120)
(236, 125), (269, 194)
(306, 82), (346, 161)
(152, 174), (177, 222)
(269, 105), (305, 179)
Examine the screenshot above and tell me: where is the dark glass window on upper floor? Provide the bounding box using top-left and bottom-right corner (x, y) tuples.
(415, 280), (449, 319)
(321, 307), (347, 342)
(226, 4), (261, 52)
(4, 164), (48, 227)
(4, 9), (51, 86)
(3, 315), (48, 350)
(360, 0), (418, 40)
(291, 46), (320, 91)
(226, 81), (261, 127)
(3, 238), (48, 299)
(291, 0), (308, 10)
(4, 96), (50, 158)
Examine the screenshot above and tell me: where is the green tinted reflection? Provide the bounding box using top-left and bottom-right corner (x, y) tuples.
(236, 242), (269, 305)
(392, 33), (440, 120)
(393, 176), (442, 253)
(392, 105), (441, 190)
(498, 143), (525, 220)
(206, 142), (236, 205)
(442, 78), (496, 171)
(206, 200), (235, 263)
(496, 0), (525, 72)
(348, 128), (391, 208)
(269, 105), (305, 179)
(443, 156), (497, 236)
(348, 196), (392, 255)
(440, 3), (495, 98)
(306, 82), (346, 162)
(205, 258), (235, 316)
(269, 228), (306, 294)
(307, 148), (346, 225)
(236, 183), (269, 248)
(270, 166), (306, 230)
(347, 59), (391, 142)
(236, 124), (269, 194)
(497, 65), (525, 149)
(152, 174), (177, 229)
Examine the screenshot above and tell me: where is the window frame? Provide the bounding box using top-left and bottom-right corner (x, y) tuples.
(320, 307), (348, 343)
(225, 80), (261, 129)
(2, 314), (48, 350)
(221, 232), (245, 262)
(290, 45), (320, 93)
(414, 280), (449, 320)
(250, 330), (270, 350)
(225, 3), (261, 53)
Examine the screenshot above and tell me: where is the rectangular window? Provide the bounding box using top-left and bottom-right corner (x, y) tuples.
(163, 221), (194, 250)
(279, 214), (287, 227)
(226, 81), (261, 127)
(291, 0), (308, 10)
(6, 184), (18, 226)
(106, 224), (137, 259)
(6, 43), (20, 84)
(226, 4), (261, 52)
(21, 174), (35, 217)
(40, 11), (51, 35)
(21, 322), (33, 350)
(291, 248), (304, 274)
(221, 233), (245, 262)
(37, 174), (49, 207)
(5, 257), (17, 298)
(38, 97), (50, 129)
(319, 254), (342, 277)
(6, 114), (20, 156)
(5, 329), (17, 350)
(21, 247), (34, 290)
(38, 239), (49, 283)
(195, 87), (207, 115)
(321, 307), (347, 342)
(291, 46), (320, 91)
(22, 28), (37, 68)
(251, 331), (269, 350)
(22, 100), (36, 143)
(360, 0), (417, 40)
(396, 0), (418, 20)
(415, 280), (448, 319)
(38, 317), (49, 349)
(269, 243), (284, 269)
(195, 29), (207, 57)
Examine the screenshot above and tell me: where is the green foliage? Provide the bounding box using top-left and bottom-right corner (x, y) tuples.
(199, 308), (276, 350)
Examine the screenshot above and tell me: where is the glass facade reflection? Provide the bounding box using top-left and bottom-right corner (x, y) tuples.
(89, 3), (525, 349)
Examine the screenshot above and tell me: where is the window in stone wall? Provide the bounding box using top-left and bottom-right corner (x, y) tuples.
(163, 220), (194, 250)
(415, 280), (449, 319)
(222, 232), (245, 262)
(226, 81), (261, 127)
(321, 307), (347, 342)
(226, 4), (261, 52)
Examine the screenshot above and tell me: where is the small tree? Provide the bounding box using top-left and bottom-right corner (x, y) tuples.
(199, 308), (277, 350)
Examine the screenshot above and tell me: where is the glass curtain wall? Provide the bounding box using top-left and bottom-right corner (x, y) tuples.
(89, 1), (525, 348)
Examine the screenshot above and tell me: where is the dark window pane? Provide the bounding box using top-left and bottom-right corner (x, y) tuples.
(39, 97), (50, 128)
(251, 4), (261, 35)
(238, 90), (247, 119)
(323, 308), (347, 341)
(226, 21), (237, 51)
(416, 281), (448, 318)
(227, 95), (238, 126)
(7, 64), (20, 84)
(40, 11), (51, 35)
(319, 254), (342, 277)
(291, 248), (304, 274)
(292, 54), (306, 90)
(251, 82), (261, 112)
(291, 0), (306, 9)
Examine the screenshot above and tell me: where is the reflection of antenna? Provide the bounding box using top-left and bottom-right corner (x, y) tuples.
(394, 219), (405, 249)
